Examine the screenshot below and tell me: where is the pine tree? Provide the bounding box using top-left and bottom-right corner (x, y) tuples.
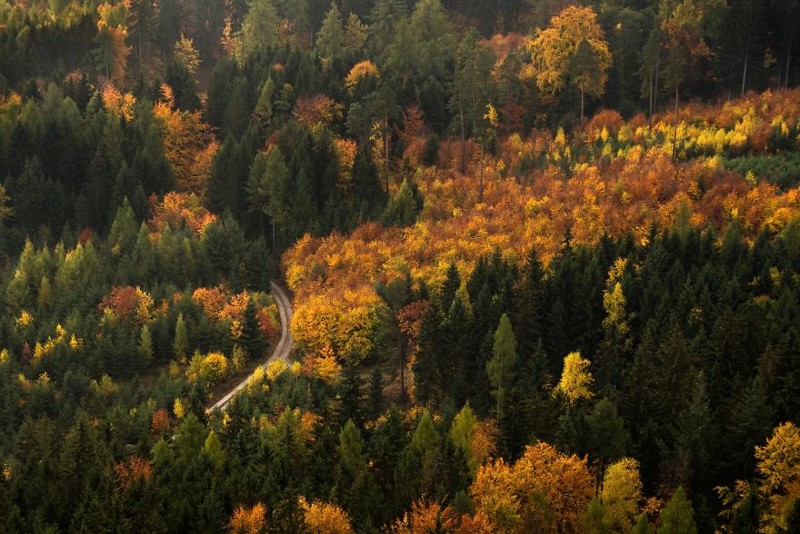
(237, 0), (279, 61)
(486, 313), (518, 421)
(367, 367), (384, 421)
(240, 299), (266, 359)
(338, 419), (365, 476)
(657, 487), (697, 534)
(173, 313), (189, 361)
(139, 324), (154, 363)
(316, 2), (345, 62)
(337, 364), (364, 428)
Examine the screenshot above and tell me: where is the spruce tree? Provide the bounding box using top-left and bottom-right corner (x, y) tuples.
(173, 313), (188, 361)
(240, 299), (266, 359)
(486, 313), (518, 421)
(367, 367), (384, 421)
(657, 487), (697, 534)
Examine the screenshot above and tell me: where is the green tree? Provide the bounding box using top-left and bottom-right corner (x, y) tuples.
(582, 497), (609, 534)
(411, 411), (440, 462)
(316, 2), (345, 62)
(139, 324), (154, 363)
(449, 403), (478, 475)
(567, 39), (608, 133)
(657, 487), (697, 534)
(338, 419), (366, 476)
(588, 398), (628, 486)
(486, 313), (518, 421)
(246, 147), (289, 250)
(237, 0), (279, 62)
(337, 364), (364, 427)
(367, 367), (384, 421)
(203, 429), (225, 472)
(368, 0), (408, 61)
(254, 77), (276, 128)
(0, 184), (12, 223)
(173, 313), (189, 361)
(240, 299), (266, 358)
(633, 514), (653, 534)
(344, 13), (368, 57)
(380, 178), (422, 227)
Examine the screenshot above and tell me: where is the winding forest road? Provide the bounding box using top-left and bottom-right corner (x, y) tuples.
(207, 281), (294, 413)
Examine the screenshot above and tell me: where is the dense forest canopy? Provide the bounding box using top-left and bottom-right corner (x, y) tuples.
(1, 0), (800, 532)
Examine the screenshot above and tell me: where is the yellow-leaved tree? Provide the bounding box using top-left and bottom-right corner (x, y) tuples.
(529, 5), (611, 132)
(556, 351), (595, 404)
(228, 502), (267, 534)
(755, 422), (800, 532)
(600, 458), (643, 532)
(470, 442), (594, 533)
(299, 497), (355, 534)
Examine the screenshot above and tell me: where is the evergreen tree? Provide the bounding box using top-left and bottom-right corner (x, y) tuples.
(240, 299), (266, 359)
(657, 487), (697, 534)
(316, 2), (345, 62)
(338, 419), (366, 476)
(486, 313), (518, 421)
(139, 324), (154, 363)
(337, 364), (364, 428)
(238, 0), (279, 61)
(173, 313), (189, 361)
(367, 367), (384, 421)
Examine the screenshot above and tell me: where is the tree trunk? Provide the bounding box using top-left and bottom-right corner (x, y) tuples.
(496, 351), (503, 422)
(384, 109), (390, 192)
(672, 82), (680, 161)
(580, 88), (585, 141)
(741, 40), (750, 97)
(650, 59), (660, 132)
(648, 68), (654, 131)
(399, 341), (407, 404)
(459, 107), (466, 174)
(479, 135), (485, 202)
(786, 26), (794, 89)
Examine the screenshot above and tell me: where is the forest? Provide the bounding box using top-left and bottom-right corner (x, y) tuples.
(0, 0), (799, 532)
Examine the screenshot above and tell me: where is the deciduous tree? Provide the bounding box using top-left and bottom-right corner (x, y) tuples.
(529, 5), (611, 132)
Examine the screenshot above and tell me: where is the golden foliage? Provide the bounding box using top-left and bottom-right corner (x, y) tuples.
(556, 351), (594, 403)
(228, 503), (267, 534)
(345, 60), (380, 93)
(528, 5), (611, 96)
(391, 500), (459, 534)
(335, 138), (358, 191)
(149, 192), (217, 236)
(471, 442), (593, 533)
(100, 84), (136, 121)
(153, 89), (217, 194)
(314, 344), (343, 384)
(283, 89), (800, 378)
(755, 422), (800, 532)
(601, 458), (643, 532)
(299, 497), (355, 534)
(15, 310), (33, 329)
